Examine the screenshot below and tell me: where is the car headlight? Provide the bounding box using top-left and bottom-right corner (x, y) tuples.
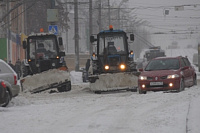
(167, 74), (179, 79)
(139, 76), (147, 80)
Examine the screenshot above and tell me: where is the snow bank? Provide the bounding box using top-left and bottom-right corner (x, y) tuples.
(22, 69), (70, 92)
(90, 72), (138, 91)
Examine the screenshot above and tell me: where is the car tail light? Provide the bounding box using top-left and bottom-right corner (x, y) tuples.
(14, 74), (17, 85)
(1, 81), (6, 88)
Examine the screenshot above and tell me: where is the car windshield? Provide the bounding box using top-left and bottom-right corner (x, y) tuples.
(145, 58), (180, 71)
(28, 37), (58, 59)
(99, 34), (127, 55)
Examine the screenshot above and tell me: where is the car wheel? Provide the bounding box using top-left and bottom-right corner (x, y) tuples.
(2, 90), (11, 107)
(57, 82), (71, 92)
(193, 76), (197, 86)
(138, 87), (146, 94)
(178, 78), (185, 92)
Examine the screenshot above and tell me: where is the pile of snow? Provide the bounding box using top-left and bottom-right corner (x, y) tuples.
(90, 73), (138, 91)
(70, 71), (83, 84)
(21, 69), (70, 93)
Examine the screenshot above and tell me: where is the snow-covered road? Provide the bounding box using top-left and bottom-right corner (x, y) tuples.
(1, 48), (200, 133)
(0, 79), (200, 133)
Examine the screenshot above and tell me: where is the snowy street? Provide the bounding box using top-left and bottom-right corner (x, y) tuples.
(1, 0), (200, 132)
(0, 70), (200, 133)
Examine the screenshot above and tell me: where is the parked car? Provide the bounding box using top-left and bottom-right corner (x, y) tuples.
(0, 59), (20, 106)
(138, 56), (196, 94)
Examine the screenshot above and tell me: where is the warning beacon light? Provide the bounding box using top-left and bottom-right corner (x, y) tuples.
(109, 25), (113, 31)
(40, 28), (44, 32)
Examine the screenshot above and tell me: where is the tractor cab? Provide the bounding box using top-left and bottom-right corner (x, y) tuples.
(22, 32), (65, 76)
(90, 25), (135, 74)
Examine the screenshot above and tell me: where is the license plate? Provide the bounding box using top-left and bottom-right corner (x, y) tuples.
(150, 82), (163, 86)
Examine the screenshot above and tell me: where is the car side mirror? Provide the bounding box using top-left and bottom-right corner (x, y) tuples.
(90, 36), (96, 43)
(181, 66), (189, 71)
(58, 37), (63, 45)
(130, 34), (134, 41)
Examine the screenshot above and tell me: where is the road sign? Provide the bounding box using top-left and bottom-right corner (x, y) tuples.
(48, 25), (58, 35)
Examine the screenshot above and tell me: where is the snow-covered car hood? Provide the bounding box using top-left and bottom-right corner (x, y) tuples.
(140, 69), (179, 77)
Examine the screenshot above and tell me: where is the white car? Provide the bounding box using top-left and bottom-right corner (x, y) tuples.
(0, 59), (20, 106)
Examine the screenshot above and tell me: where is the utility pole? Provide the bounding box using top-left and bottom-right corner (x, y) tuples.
(74, 0), (79, 71)
(66, 3), (69, 53)
(89, 0), (93, 55)
(108, 0), (110, 26)
(98, 0), (101, 32)
(6, 0), (10, 62)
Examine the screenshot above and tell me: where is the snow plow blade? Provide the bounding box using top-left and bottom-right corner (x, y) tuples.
(20, 69), (71, 94)
(89, 72), (139, 93)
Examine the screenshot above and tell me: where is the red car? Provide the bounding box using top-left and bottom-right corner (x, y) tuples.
(138, 56), (196, 94)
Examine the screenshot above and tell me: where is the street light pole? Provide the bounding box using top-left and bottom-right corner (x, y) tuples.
(108, 0), (110, 26)
(74, 0), (79, 71)
(98, 0), (101, 32)
(6, 0), (10, 62)
(89, 0), (93, 55)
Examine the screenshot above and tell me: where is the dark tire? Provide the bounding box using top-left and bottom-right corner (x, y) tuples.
(193, 76), (197, 86)
(57, 82), (71, 92)
(2, 90), (11, 107)
(178, 78), (185, 92)
(138, 87), (146, 94)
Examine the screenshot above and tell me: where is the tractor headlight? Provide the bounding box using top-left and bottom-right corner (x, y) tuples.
(167, 74), (179, 79)
(139, 76), (147, 80)
(105, 65), (109, 70)
(120, 64), (126, 70)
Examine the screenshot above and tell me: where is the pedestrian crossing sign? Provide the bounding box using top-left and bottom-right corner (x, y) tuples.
(48, 25), (58, 35)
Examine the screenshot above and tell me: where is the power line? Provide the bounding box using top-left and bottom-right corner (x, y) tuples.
(0, 1), (36, 28)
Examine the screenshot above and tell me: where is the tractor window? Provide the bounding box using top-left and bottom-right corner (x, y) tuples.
(99, 34), (126, 55)
(28, 37), (58, 59)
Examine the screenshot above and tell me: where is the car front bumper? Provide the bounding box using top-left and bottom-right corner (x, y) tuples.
(138, 78), (181, 91)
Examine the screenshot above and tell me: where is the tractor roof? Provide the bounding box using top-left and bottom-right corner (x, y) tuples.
(99, 29), (124, 34)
